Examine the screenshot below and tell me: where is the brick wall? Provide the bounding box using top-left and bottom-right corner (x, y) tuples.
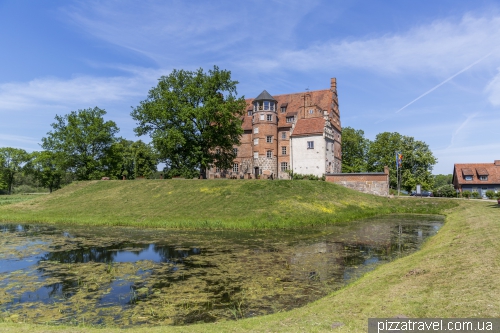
(325, 167), (389, 196)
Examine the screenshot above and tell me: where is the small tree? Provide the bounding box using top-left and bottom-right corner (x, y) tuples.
(462, 191), (471, 199)
(25, 151), (64, 193)
(485, 190), (495, 200)
(0, 147), (30, 194)
(434, 184), (456, 198)
(132, 141), (158, 178)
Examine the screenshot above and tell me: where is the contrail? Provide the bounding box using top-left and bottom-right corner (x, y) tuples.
(395, 52), (494, 114)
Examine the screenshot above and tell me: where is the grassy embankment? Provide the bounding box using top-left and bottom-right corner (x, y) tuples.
(0, 190), (498, 332)
(0, 179), (457, 229)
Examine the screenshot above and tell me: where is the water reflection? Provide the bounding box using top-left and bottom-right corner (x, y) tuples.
(0, 215), (443, 326)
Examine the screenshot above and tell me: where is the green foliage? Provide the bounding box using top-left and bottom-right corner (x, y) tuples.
(341, 127), (369, 173)
(462, 191), (471, 198)
(471, 191), (480, 199)
(434, 184), (456, 198)
(367, 132), (436, 192)
(485, 190), (495, 200)
(25, 151), (64, 193)
(131, 66), (246, 178)
(131, 141), (158, 178)
(41, 107), (120, 181)
(495, 192), (500, 199)
(0, 147), (30, 194)
(291, 173), (325, 181)
(433, 174), (453, 189)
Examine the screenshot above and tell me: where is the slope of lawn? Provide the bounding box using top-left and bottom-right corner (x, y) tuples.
(0, 179), (457, 229)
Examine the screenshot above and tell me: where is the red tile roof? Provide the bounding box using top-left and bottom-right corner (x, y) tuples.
(453, 162), (500, 185)
(291, 117), (325, 136)
(245, 88), (338, 130)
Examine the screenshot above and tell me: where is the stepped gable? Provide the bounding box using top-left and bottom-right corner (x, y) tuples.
(291, 117), (325, 136)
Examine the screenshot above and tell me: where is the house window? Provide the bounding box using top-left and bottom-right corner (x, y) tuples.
(281, 107), (286, 113)
(267, 150), (272, 158)
(260, 114), (265, 120)
(281, 162), (288, 171)
(233, 148), (238, 155)
(247, 110), (252, 116)
(266, 136), (273, 143)
(254, 127), (259, 134)
(282, 146), (286, 155)
(233, 163), (239, 173)
(480, 175), (488, 181)
(464, 175), (473, 181)
(281, 131), (286, 139)
(267, 114), (272, 121)
(286, 116), (294, 123)
(254, 138), (259, 145)
(254, 152), (258, 159)
(307, 141), (314, 149)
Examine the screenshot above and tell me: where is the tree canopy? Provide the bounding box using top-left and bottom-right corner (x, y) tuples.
(41, 107), (120, 180)
(367, 132), (437, 191)
(25, 151), (64, 193)
(341, 127), (370, 173)
(131, 66), (246, 178)
(0, 147), (30, 194)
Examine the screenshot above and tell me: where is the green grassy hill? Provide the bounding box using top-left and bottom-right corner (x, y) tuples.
(0, 179), (457, 229)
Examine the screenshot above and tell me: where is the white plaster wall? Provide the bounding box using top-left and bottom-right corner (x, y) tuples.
(291, 134), (326, 177)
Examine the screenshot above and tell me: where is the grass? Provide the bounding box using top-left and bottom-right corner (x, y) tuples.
(0, 194), (38, 206)
(0, 179), (457, 229)
(0, 198), (498, 332)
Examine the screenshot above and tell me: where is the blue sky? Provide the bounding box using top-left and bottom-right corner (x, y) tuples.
(1, 0), (499, 175)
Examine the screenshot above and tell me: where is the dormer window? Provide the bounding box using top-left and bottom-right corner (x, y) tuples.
(480, 175), (488, 181)
(281, 107), (286, 113)
(465, 176), (473, 181)
(286, 116), (294, 123)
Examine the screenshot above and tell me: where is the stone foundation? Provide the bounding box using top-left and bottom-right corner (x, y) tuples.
(325, 167), (389, 197)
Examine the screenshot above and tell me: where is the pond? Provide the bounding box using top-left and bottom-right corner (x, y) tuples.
(0, 215), (443, 327)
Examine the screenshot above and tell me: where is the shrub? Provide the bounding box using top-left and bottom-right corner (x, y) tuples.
(495, 192), (500, 199)
(485, 190), (495, 200)
(291, 173), (324, 181)
(471, 191), (480, 199)
(434, 184), (456, 198)
(462, 191), (471, 199)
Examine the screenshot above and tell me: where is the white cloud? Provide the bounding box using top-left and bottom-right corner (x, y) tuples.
(261, 14), (500, 76)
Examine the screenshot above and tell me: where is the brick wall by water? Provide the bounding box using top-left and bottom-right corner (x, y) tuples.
(325, 168), (390, 197)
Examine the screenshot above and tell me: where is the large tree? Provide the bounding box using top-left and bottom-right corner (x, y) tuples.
(41, 107), (120, 180)
(367, 132), (436, 192)
(341, 127), (370, 173)
(131, 66), (246, 179)
(0, 147), (30, 194)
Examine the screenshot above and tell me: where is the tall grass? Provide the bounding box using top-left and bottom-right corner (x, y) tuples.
(0, 179), (457, 229)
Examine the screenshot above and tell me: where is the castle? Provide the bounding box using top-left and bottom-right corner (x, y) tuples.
(208, 78), (342, 179)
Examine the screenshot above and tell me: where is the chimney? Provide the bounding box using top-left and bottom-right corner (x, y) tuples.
(330, 78), (337, 91)
(495, 160), (500, 166)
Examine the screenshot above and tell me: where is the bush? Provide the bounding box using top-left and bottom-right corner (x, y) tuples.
(471, 191), (480, 199)
(12, 185), (38, 194)
(485, 190), (495, 200)
(495, 192), (500, 199)
(291, 173), (324, 181)
(434, 184), (456, 198)
(462, 191), (471, 199)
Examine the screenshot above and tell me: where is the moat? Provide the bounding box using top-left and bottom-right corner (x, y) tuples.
(0, 215), (443, 327)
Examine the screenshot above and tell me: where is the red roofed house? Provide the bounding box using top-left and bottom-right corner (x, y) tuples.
(208, 78), (342, 179)
(452, 160), (500, 198)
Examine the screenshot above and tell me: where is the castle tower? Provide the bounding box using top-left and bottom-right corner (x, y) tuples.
(252, 90), (278, 177)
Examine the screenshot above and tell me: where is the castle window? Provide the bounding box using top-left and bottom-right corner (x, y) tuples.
(267, 114), (272, 121)
(267, 150), (272, 158)
(307, 141), (314, 149)
(216, 167), (220, 173)
(286, 116), (294, 123)
(254, 138), (259, 145)
(281, 162), (288, 171)
(233, 148), (238, 155)
(281, 131), (286, 139)
(264, 101), (270, 111)
(266, 136), (273, 143)
(233, 163), (239, 172)
(282, 146), (286, 155)
(247, 110), (252, 116)
(309, 109), (314, 114)
(254, 127), (259, 134)
(260, 114), (265, 121)
(281, 107), (286, 113)
(253, 152), (258, 159)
